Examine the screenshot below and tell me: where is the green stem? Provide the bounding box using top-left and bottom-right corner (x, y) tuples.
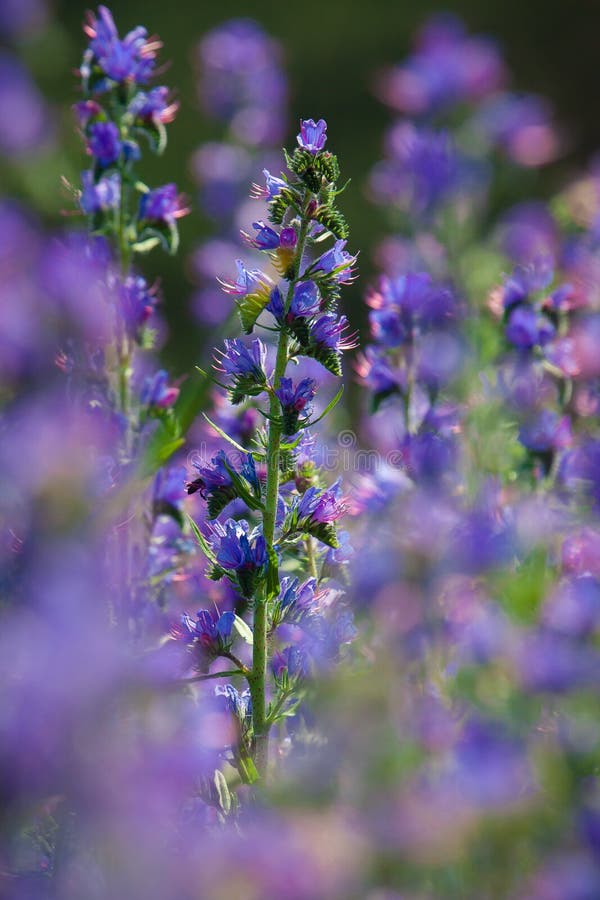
(305, 537), (318, 581)
(248, 208), (311, 778)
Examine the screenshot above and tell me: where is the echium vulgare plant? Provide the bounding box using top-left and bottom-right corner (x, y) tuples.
(182, 118), (357, 779)
(75, 5), (186, 455)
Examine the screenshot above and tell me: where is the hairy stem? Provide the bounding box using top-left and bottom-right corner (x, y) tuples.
(248, 205), (311, 778)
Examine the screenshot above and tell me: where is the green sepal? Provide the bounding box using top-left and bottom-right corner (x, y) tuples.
(134, 119), (167, 156)
(136, 221), (179, 255)
(308, 521), (339, 549)
(131, 236), (162, 254)
(237, 290), (271, 334)
(313, 205), (349, 240)
(186, 513), (219, 567)
(268, 187), (298, 225)
(304, 343), (343, 377)
(314, 151), (340, 183)
(285, 147), (322, 191)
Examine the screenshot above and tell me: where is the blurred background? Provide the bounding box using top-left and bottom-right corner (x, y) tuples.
(5, 0), (600, 373)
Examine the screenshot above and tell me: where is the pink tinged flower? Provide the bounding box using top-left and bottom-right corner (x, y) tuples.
(250, 168), (287, 200)
(139, 184), (190, 224)
(217, 259), (272, 297)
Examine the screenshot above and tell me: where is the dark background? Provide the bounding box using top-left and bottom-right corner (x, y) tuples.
(19, 0), (600, 372)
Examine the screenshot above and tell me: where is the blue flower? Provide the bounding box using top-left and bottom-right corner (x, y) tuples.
(84, 5), (159, 87)
(288, 280), (322, 320)
(242, 220), (280, 251)
(312, 240), (357, 284)
(297, 118), (327, 154)
(251, 168), (287, 200)
(173, 608), (235, 672)
(87, 121), (121, 167)
(129, 86), (178, 125)
(118, 275), (158, 340)
(139, 184), (189, 225)
(311, 314), (357, 351)
(210, 518), (268, 598)
(140, 369), (179, 409)
(216, 337), (268, 379)
(218, 258), (272, 297)
(505, 305), (555, 349)
(187, 450), (260, 518)
(275, 377), (317, 435)
(214, 338), (269, 405)
(272, 645), (310, 679)
(80, 170), (121, 214)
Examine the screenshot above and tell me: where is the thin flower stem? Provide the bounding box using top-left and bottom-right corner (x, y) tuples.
(248, 206), (311, 778)
(305, 537), (319, 581)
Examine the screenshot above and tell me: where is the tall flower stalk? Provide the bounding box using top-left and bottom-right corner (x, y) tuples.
(184, 118), (357, 778)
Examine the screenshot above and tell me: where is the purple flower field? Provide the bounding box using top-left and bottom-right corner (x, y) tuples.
(3, 4), (600, 898)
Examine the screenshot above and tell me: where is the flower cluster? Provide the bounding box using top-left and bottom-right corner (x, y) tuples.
(77, 5), (186, 256)
(184, 117), (356, 777)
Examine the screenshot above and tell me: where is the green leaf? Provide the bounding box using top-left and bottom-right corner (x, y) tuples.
(131, 236), (161, 254)
(233, 615), (254, 645)
(202, 414), (251, 456)
(186, 513), (218, 567)
(306, 385), (344, 427)
(237, 291), (271, 334)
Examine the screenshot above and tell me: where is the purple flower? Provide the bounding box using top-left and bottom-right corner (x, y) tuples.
(87, 121), (121, 167)
(475, 91), (559, 167)
(172, 609), (235, 671)
(80, 170), (121, 214)
(250, 168), (287, 200)
(186, 450), (260, 518)
(118, 276), (158, 339)
(272, 645), (310, 679)
(518, 630), (600, 693)
(311, 314), (357, 352)
(210, 519), (267, 597)
(519, 410), (572, 454)
(197, 19), (287, 145)
(276, 377), (317, 414)
(501, 259), (554, 310)
(288, 280), (322, 320)
(0, 52), (51, 156)
(273, 576), (317, 625)
(218, 259), (272, 297)
(506, 305), (555, 349)
(296, 482), (347, 526)
(377, 14), (505, 116)
(83, 5), (160, 87)
(370, 123), (464, 217)
(543, 576), (600, 638)
(140, 369), (179, 409)
(312, 239), (357, 284)
(153, 465), (187, 512)
(214, 684), (252, 722)
(297, 118), (327, 154)
(139, 184), (189, 225)
(215, 337), (268, 380)
(275, 376), (317, 434)
(356, 347), (402, 398)
(129, 86), (179, 125)
(241, 220), (281, 250)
